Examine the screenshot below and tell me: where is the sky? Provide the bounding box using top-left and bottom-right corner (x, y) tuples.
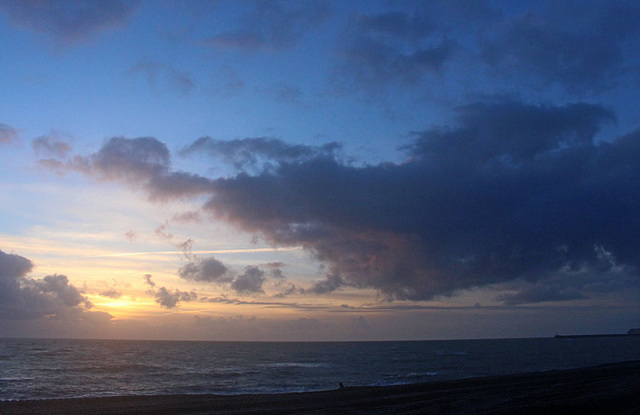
(1, 0), (640, 341)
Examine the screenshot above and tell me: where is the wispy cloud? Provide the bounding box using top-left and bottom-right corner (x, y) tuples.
(0, 0), (139, 43)
(91, 247), (302, 258)
(0, 123), (18, 145)
(201, 0), (331, 52)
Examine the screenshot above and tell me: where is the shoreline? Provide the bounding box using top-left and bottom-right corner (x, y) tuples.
(2, 361), (639, 414)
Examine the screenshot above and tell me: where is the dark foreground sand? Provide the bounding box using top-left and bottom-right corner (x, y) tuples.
(2, 361), (639, 415)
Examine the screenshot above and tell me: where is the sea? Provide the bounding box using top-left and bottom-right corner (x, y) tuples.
(2, 336), (640, 401)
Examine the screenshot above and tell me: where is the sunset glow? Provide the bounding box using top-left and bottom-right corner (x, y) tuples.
(1, 0), (640, 341)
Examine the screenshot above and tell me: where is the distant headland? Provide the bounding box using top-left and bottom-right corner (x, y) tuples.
(554, 328), (640, 339)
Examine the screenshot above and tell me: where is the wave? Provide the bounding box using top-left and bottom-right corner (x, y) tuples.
(406, 371), (438, 378)
(258, 362), (328, 368)
(3, 337), (640, 401)
(0, 377), (35, 382)
(436, 351), (469, 356)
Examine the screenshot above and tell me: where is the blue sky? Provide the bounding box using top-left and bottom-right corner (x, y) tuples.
(1, 0), (639, 341)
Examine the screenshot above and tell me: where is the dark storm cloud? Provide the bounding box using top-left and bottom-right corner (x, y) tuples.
(54, 99), (640, 304)
(0, 123), (18, 145)
(404, 101), (616, 165)
(181, 136), (340, 172)
(0, 0), (139, 43)
(482, 0), (640, 90)
(201, 100), (640, 302)
(497, 245), (640, 305)
(0, 250), (93, 319)
(202, 0), (331, 52)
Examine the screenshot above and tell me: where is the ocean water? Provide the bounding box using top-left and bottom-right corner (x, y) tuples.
(1, 336), (640, 401)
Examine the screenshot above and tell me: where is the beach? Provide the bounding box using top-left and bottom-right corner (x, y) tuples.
(2, 360), (639, 414)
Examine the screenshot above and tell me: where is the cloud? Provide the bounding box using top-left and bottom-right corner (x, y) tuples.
(178, 256), (233, 283)
(154, 286), (197, 309)
(0, 0), (139, 43)
(177, 255), (286, 296)
(51, 99), (640, 304)
(99, 289), (122, 299)
(32, 135), (72, 158)
(72, 136), (170, 181)
(142, 274), (196, 309)
(127, 62), (196, 96)
(498, 245), (640, 305)
(0, 250), (94, 320)
(202, 0), (331, 52)
(272, 282), (305, 298)
(231, 266), (266, 294)
(143, 274), (155, 287)
(198, 99), (639, 302)
(481, 0), (640, 91)
(258, 82), (303, 104)
(0, 250), (32, 280)
(403, 101), (616, 165)
(206, 67), (245, 97)
(0, 123), (18, 145)
(49, 136), (213, 200)
(125, 230), (136, 241)
(181, 136), (340, 173)
(328, 1), (640, 97)
(308, 273), (344, 295)
(266, 265), (307, 297)
(30, 274), (90, 308)
(199, 295), (326, 311)
(333, 7), (458, 92)
(172, 211), (202, 223)
(155, 220), (173, 240)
